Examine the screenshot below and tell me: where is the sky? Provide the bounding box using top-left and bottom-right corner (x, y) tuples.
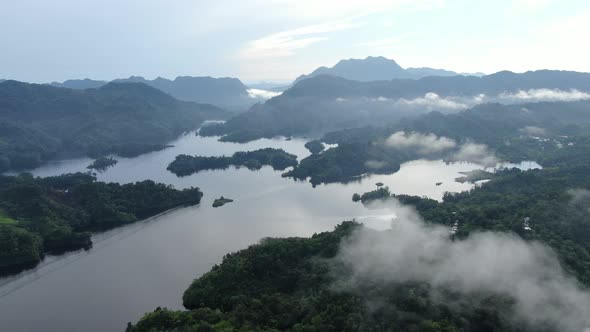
(1, 0), (589, 83)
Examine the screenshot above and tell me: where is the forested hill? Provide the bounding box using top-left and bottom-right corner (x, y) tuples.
(0, 80), (229, 172)
(51, 76), (255, 111)
(0, 173), (203, 274)
(285, 70), (590, 99)
(200, 70), (590, 143)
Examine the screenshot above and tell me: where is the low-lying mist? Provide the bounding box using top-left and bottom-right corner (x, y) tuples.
(331, 199), (590, 332)
(334, 89), (590, 113)
(384, 131), (499, 167)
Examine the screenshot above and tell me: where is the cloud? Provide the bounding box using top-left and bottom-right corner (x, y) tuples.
(498, 89), (590, 103)
(383, 132), (499, 167)
(519, 126), (547, 136)
(332, 199), (590, 332)
(239, 21), (358, 59)
(384, 131), (457, 154)
(568, 189), (590, 212)
(247, 88), (282, 100)
(364, 160), (388, 169)
(449, 142), (498, 167)
(395, 92), (469, 111)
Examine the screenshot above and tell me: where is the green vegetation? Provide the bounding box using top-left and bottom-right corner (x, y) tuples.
(0, 80), (228, 172)
(167, 148), (298, 177)
(0, 210), (17, 225)
(0, 173), (203, 274)
(352, 186), (392, 204)
(284, 101), (590, 185)
(87, 156), (118, 171)
(283, 142), (406, 186)
(304, 140), (325, 154)
(212, 197), (233, 208)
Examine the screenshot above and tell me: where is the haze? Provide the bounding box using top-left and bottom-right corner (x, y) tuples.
(2, 0), (590, 83)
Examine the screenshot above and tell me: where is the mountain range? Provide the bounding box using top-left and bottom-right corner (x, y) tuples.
(200, 69), (590, 142)
(50, 76), (256, 111)
(294, 56), (484, 84)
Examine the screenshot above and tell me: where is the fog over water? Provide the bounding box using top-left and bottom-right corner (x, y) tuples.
(0, 132), (539, 332)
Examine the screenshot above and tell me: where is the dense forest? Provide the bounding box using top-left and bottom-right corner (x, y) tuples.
(0, 173), (203, 274)
(0, 80), (228, 172)
(128, 135), (590, 331)
(167, 148), (298, 177)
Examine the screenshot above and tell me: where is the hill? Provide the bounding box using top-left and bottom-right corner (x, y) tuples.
(200, 70), (590, 142)
(0, 80), (228, 172)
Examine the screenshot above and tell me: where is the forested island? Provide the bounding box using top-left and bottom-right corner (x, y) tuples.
(0, 173), (203, 274)
(0, 80), (228, 173)
(87, 156), (118, 171)
(212, 197), (233, 208)
(167, 148), (298, 177)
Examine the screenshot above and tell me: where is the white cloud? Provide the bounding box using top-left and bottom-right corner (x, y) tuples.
(247, 88), (282, 100)
(396, 92), (469, 110)
(239, 21), (358, 59)
(498, 89), (590, 103)
(384, 131), (457, 154)
(364, 160), (388, 169)
(450, 142), (498, 167)
(333, 198), (590, 332)
(519, 126), (547, 136)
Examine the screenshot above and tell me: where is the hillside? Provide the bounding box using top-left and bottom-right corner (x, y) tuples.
(200, 70), (590, 143)
(51, 75), (257, 110)
(0, 173), (203, 274)
(0, 80), (228, 172)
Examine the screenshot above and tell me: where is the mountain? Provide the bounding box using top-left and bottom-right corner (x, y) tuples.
(50, 79), (106, 89)
(200, 70), (590, 142)
(294, 56), (474, 84)
(0, 80), (228, 172)
(50, 76), (257, 111)
(113, 76), (255, 109)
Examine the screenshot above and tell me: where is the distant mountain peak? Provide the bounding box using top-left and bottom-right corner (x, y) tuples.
(295, 56), (460, 84)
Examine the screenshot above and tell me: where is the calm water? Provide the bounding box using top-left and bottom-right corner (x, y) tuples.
(0, 132), (540, 332)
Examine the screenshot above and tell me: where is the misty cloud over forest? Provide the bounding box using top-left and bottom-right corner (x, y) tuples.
(334, 89), (590, 113)
(384, 131), (499, 167)
(331, 199), (590, 332)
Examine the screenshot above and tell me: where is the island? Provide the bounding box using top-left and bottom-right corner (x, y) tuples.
(212, 196), (234, 208)
(0, 173), (203, 275)
(352, 185), (392, 204)
(87, 156), (118, 171)
(304, 140), (325, 154)
(167, 148), (298, 177)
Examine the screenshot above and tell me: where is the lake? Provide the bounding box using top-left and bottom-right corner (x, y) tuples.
(0, 132), (540, 332)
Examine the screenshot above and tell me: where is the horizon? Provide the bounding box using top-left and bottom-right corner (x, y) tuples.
(2, 0), (589, 83)
(3, 56), (588, 86)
